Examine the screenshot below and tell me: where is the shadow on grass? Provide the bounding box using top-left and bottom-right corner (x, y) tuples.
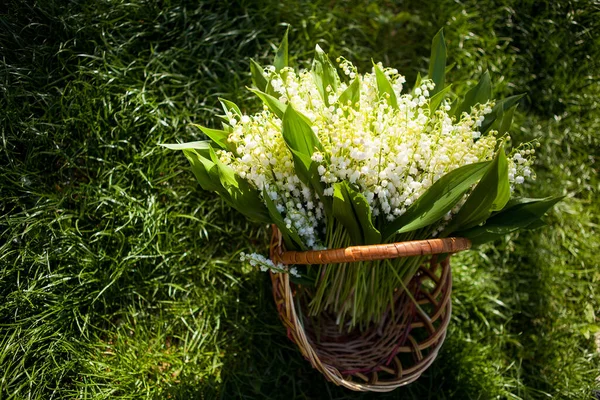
(213, 272), (506, 400)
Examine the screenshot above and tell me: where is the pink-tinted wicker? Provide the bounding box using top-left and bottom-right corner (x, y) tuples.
(269, 225), (470, 392)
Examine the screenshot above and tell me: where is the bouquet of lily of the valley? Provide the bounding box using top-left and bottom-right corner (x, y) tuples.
(164, 28), (560, 331)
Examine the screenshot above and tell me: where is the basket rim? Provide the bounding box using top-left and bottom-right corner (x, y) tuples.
(270, 224), (471, 265)
(268, 225), (458, 392)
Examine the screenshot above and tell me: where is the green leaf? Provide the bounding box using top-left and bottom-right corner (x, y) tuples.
(247, 87), (286, 118)
(161, 141), (213, 151)
(218, 98), (242, 117)
(250, 58), (269, 92)
(207, 145), (236, 186)
(429, 84), (453, 113)
(163, 142), (228, 197)
(449, 96), (459, 116)
(496, 104), (517, 135)
(381, 161), (490, 241)
(493, 196), (563, 228)
(374, 62), (398, 109)
(412, 72), (422, 94)
(454, 70), (492, 117)
(287, 149), (322, 191)
(162, 142), (221, 189)
(263, 190), (306, 251)
(490, 155), (510, 212)
(481, 93), (526, 134)
(183, 149), (223, 193)
(221, 122), (232, 132)
(444, 144), (510, 233)
(226, 179), (271, 224)
(338, 77), (360, 109)
(344, 183), (381, 244)
(312, 44), (340, 106)
(190, 124), (231, 151)
(292, 149), (332, 216)
(274, 26), (289, 72)
(163, 141), (270, 223)
(455, 230), (502, 246)
(332, 183), (363, 245)
(281, 105), (322, 156)
(281, 106), (331, 215)
(456, 196), (562, 245)
(428, 28), (447, 96)
(523, 219), (547, 230)
(206, 146), (271, 224)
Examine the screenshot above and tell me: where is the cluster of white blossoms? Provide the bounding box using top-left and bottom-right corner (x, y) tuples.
(218, 108), (324, 248)
(218, 59), (534, 250)
(239, 252), (300, 277)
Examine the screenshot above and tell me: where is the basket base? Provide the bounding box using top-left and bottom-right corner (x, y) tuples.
(270, 256), (452, 392)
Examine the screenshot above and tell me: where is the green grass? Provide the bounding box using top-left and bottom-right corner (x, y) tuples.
(1, 0), (599, 398)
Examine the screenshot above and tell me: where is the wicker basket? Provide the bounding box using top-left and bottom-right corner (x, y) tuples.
(269, 225), (471, 392)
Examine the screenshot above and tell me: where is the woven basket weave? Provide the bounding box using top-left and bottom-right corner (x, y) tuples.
(269, 225), (471, 392)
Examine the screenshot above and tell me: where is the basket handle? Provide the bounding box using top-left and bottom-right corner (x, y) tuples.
(270, 225), (471, 265)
